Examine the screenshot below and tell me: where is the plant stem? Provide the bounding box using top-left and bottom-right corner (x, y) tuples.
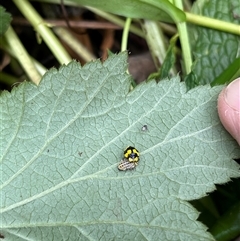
(141, 20), (167, 69)
(121, 18), (132, 52)
(53, 27), (96, 62)
(174, 0), (192, 74)
(186, 12), (240, 36)
(13, 0), (72, 65)
(4, 26), (42, 85)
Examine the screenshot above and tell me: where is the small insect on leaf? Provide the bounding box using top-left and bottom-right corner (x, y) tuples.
(118, 158), (137, 171)
(124, 146), (140, 162)
(141, 124), (148, 131)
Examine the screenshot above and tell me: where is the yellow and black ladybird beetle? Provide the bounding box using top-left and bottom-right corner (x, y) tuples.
(118, 158), (137, 171)
(124, 146), (140, 163)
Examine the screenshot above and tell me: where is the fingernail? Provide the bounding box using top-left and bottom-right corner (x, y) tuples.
(224, 78), (240, 111)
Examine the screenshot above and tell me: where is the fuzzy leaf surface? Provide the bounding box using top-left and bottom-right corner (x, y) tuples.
(1, 52), (240, 241)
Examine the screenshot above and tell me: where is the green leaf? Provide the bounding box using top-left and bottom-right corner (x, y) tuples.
(1, 52), (240, 240)
(186, 0), (240, 89)
(185, 69), (199, 91)
(159, 35), (178, 79)
(210, 57), (240, 86)
(0, 6), (12, 35)
(209, 202), (240, 241)
(75, 0), (185, 23)
(147, 35), (177, 81)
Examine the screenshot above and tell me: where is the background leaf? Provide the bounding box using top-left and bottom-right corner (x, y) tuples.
(185, 0), (240, 89)
(0, 6), (12, 36)
(210, 57), (240, 86)
(209, 202), (240, 241)
(75, 0), (185, 23)
(1, 52), (240, 240)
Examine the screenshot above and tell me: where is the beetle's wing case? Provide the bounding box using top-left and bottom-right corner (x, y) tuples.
(124, 146), (140, 162)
